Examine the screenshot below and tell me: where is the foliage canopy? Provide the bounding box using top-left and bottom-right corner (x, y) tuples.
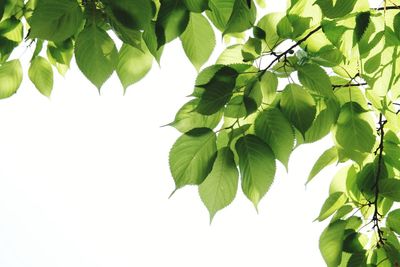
(2, 0), (400, 265)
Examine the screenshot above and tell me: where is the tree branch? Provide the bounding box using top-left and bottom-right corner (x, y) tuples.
(261, 26), (322, 73)
(371, 113), (386, 247)
(332, 82), (368, 89)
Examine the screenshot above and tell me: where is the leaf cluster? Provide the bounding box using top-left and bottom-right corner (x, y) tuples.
(2, 0), (400, 266)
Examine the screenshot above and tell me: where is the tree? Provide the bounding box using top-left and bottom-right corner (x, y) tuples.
(2, 0), (400, 265)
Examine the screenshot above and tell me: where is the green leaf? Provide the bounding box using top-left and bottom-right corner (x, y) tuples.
(206, 0), (235, 32)
(29, 0), (83, 42)
(0, 16), (23, 43)
(235, 135), (276, 208)
(387, 209), (400, 235)
(223, 0), (256, 35)
(106, 0), (152, 31)
(333, 102), (375, 153)
(356, 163), (376, 201)
(379, 179), (400, 202)
(197, 66), (238, 115)
(331, 205), (353, 222)
(46, 39), (73, 76)
(343, 232), (367, 253)
(346, 252), (367, 267)
(316, 192), (348, 222)
(319, 220), (346, 267)
(156, 0), (190, 47)
(256, 12), (284, 49)
(276, 16), (293, 39)
(105, 7), (143, 50)
(224, 95), (247, 118)
(116, 44), (153, 91)
(253, 26), (266, 40)
(243, 80), (262, 114)
(75, 24), (118, 89)
(28, 56), (53, 97)
(305, 99), (339, 143)
(169, 99), (222, 133)
(169, 128), (217, 189)
(315, 0), (357, 19)
(354, 12), (371, 43)
(297, 63), (334, 97)
(216, 44), (245, 65)
(0, 59), (22, 99)
(143, 22), (164, 63)
(393, 12), (400, 40)
(180, 13), (215, 71)
(241, 37), (261, 62)
(260, 71), (278, 104)
(183, 0), (209, 12)
(255, 107), (294, 169)
(199, 147), (239, 221)
(280, 84), (316, 135)
(0, 0), (5, 20)
(307, 147), (338, 184)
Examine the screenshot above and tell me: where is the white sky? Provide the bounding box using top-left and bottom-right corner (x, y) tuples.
(0, 1), (382, 266)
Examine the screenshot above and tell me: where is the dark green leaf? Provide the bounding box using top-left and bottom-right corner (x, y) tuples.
(255, 107), (294, 169)
(29, 0), (83, 42)
(223, 0), (256, 35)
(354, 12), (371, 43)
(183, 0), (209, 12)
(379, 179), (400, 202)
(75, 24), (118, 89)
(206, 0), (235, 32)
(156, 0), (190, 47)
(197, 66), (239, 115)
(107, 0), (152, 30)
(236, 135), (276, 208)
(387, 209), (400, 235)
(280, 84), (316, 135)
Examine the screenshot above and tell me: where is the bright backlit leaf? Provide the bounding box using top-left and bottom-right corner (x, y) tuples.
(0, 59), (22, 99)
(307, 147), (338, 184)
(199, 147), (239, 221)
(169, 128), (217, 190)
(117, 44), (153, 91)
(319, 220), (346, 267)
(316, 192), (348, 222)
(180, 13), (215, 71)
(297, 63), (334, 97)
(28, 56), (53, 97)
